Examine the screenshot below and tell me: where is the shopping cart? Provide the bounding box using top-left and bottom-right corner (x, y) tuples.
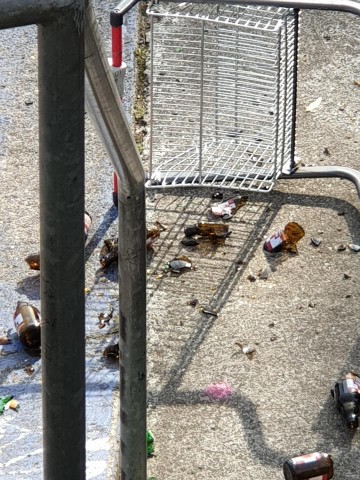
(146, 2), (296, 192)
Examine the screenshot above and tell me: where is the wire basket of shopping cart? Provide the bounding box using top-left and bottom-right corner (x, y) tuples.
(145, 1), (297, 192)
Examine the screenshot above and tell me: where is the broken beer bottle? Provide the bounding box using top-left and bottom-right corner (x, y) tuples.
(210, 196), (248, 219)
(25, 253), (40, 270)
(0, 396), (13, 415)
(283, 452), (334, 480)
(264, 222), (305, 254)
(184, 222), (230, 238)
(13, 301), (41, 350)
(146, 221), (166, 249)
(331, 372), (360, 429)
(100, 222), (165, 267)
(100, 238), (118, 267)
(84, 211), (92, 242)
(147, 430), (155, 456)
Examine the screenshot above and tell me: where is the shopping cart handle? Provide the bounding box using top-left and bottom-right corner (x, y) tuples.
(111, 0), (140, 26)
(170, 0), (360, 17)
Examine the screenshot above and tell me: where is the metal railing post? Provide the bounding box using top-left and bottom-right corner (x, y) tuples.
(38, 3), (86, 479)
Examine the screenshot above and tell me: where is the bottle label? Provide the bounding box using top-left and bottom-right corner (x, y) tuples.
(345, 378), (360, 393)
(211, 199), (236, 217)
(310, 477), (327, 480)
(264, 229), (283, 252)
(291, 453), (330, 480)
(84, 212), (92, 239)
(292, 452), (322, 464)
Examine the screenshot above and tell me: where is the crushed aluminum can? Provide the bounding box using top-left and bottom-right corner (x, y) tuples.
(0, 396), (13, 415)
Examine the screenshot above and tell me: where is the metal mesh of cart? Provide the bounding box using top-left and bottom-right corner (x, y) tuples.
(146, 2), (296, 192)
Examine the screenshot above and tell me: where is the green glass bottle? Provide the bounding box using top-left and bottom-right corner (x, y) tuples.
(147, 430), (155, 456)
(0, 395), (13, 415)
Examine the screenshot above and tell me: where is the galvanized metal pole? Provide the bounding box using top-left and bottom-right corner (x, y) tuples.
(38, 3), (86, 479)
(85, 4), (147, 478)
(117, 187), (147, 480)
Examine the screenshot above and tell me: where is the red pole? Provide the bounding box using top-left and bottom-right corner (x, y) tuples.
(111, 20), (123, 205)
(111, 25), (122, 67)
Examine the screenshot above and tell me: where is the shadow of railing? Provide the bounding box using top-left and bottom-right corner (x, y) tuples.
(146, 187), (360, 469)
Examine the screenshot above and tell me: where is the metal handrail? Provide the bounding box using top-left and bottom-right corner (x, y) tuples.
(0, 0), (79, 29)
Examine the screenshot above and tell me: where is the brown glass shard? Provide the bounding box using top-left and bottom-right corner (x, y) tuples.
(25, 253), (40, 271)
(103, 342), (120, 360)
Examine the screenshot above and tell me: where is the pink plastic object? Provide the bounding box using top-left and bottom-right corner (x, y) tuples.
(204, 383), (234, 400)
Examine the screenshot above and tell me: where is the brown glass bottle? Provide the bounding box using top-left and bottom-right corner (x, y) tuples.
(210, 196), (248, 219)
(25, 253), (40, 270)
(283, 452), (334, 480)
(13, 301), (41, 350)
(100, 238), (118, 267)
(331, 372), (360, 429)
(264, 222), (305, 253)
(184, 222), (230, 238)
(146, 221), (166, 249)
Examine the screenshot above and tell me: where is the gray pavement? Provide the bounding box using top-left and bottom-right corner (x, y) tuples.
(0, 3), (360, 480)
(143, 7), (360, 480)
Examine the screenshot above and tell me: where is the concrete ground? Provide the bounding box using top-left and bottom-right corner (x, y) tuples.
(0, 3), (359, 480)
(143, 7), (360, 480)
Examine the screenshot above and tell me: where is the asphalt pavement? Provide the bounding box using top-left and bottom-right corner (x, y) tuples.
(0, 3), (360, 480)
